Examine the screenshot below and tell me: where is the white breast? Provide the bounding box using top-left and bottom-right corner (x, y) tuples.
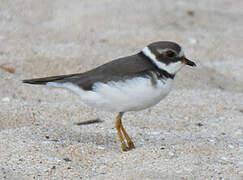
(47, 76), (173, 112)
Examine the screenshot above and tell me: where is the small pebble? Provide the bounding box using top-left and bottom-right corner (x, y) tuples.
(184, 116), (189, 120)
(188, 38), (197, 44)
(220, 157), (228, 161)
(187, 10), (195, 16)
(63, 158), (71, 162)
(97, 146), (105, 150)
(209, 139), (215, 142)
(168, 152), (174, 156)
(196, 122), (203, 127)
(2, 97), (10, 102)
(151, 131), (160, 135)
(228, 145), (234, 149)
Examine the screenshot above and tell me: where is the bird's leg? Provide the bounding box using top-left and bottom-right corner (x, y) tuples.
(115, 112), (127, 151)
(120, 123), (135, 150)
(119, 112), (135, 150)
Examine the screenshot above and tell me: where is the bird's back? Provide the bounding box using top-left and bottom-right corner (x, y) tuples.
(23, 53), (157, 90)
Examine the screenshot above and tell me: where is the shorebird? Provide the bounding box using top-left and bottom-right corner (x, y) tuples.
(23, 41), (196, 151)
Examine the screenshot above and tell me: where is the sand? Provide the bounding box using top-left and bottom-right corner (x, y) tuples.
(0, 0), (243, 179)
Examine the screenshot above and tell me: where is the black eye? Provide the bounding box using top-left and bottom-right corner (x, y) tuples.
(166, 51), (176, 57)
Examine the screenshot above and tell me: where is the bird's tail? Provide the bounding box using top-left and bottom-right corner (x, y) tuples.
(22, 74), (79, 85)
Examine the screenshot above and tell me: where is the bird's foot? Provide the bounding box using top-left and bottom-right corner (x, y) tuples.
(127, 141), (135, 150)
(121, 141), (135, 151)
(121, 142), (128, 152)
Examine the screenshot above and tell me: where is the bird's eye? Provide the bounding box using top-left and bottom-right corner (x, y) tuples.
(166, 51), (176, 57)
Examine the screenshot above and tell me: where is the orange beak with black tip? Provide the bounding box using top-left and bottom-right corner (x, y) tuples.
(183, 57), (196, 67)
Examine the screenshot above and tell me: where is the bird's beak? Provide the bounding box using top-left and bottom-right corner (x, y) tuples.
(183, 57), (196, 67)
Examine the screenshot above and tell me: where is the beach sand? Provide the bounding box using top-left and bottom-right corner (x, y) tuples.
(0, 0), (243, 179)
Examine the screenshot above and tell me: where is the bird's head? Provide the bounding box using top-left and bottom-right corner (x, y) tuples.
(142, 41), (196, 75)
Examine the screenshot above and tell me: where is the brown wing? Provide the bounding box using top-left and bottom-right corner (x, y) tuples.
(23, 53), (157, 90)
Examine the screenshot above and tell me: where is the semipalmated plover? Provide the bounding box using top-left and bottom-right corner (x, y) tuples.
(23, 41), (196, 151)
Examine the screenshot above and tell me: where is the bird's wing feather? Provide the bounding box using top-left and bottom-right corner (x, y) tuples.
(23, 53), (156, 90)
(22, 73), (81, 85)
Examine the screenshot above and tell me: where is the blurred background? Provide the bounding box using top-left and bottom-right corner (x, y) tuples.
(1, 0), (243, 90)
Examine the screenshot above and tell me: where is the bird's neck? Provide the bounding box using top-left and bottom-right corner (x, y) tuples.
(138, 52), (175, 79)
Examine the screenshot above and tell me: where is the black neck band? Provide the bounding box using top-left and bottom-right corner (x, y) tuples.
(139, 52), (175, 79)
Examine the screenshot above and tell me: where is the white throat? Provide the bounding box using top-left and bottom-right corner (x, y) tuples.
(142, 47), (184, 74)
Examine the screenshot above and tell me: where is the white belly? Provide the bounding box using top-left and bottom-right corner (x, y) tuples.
(47, 77), (173, 112)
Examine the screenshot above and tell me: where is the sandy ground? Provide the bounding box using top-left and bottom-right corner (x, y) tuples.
(0, 0), (243, 179)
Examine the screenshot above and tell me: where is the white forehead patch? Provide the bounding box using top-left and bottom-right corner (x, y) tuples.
(142, 46), (184, 74)
(157, 48), (169, 54)
(157, 46), (184, 57)
(178, 47), (184, 57)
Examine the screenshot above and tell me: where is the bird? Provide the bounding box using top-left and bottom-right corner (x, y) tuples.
(23, 41), (196, 151)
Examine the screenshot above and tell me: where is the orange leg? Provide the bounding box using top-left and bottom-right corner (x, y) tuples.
(115, 113), (127, 151)
(115, 112), (135, 151)
(120, 124), (135, 150)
